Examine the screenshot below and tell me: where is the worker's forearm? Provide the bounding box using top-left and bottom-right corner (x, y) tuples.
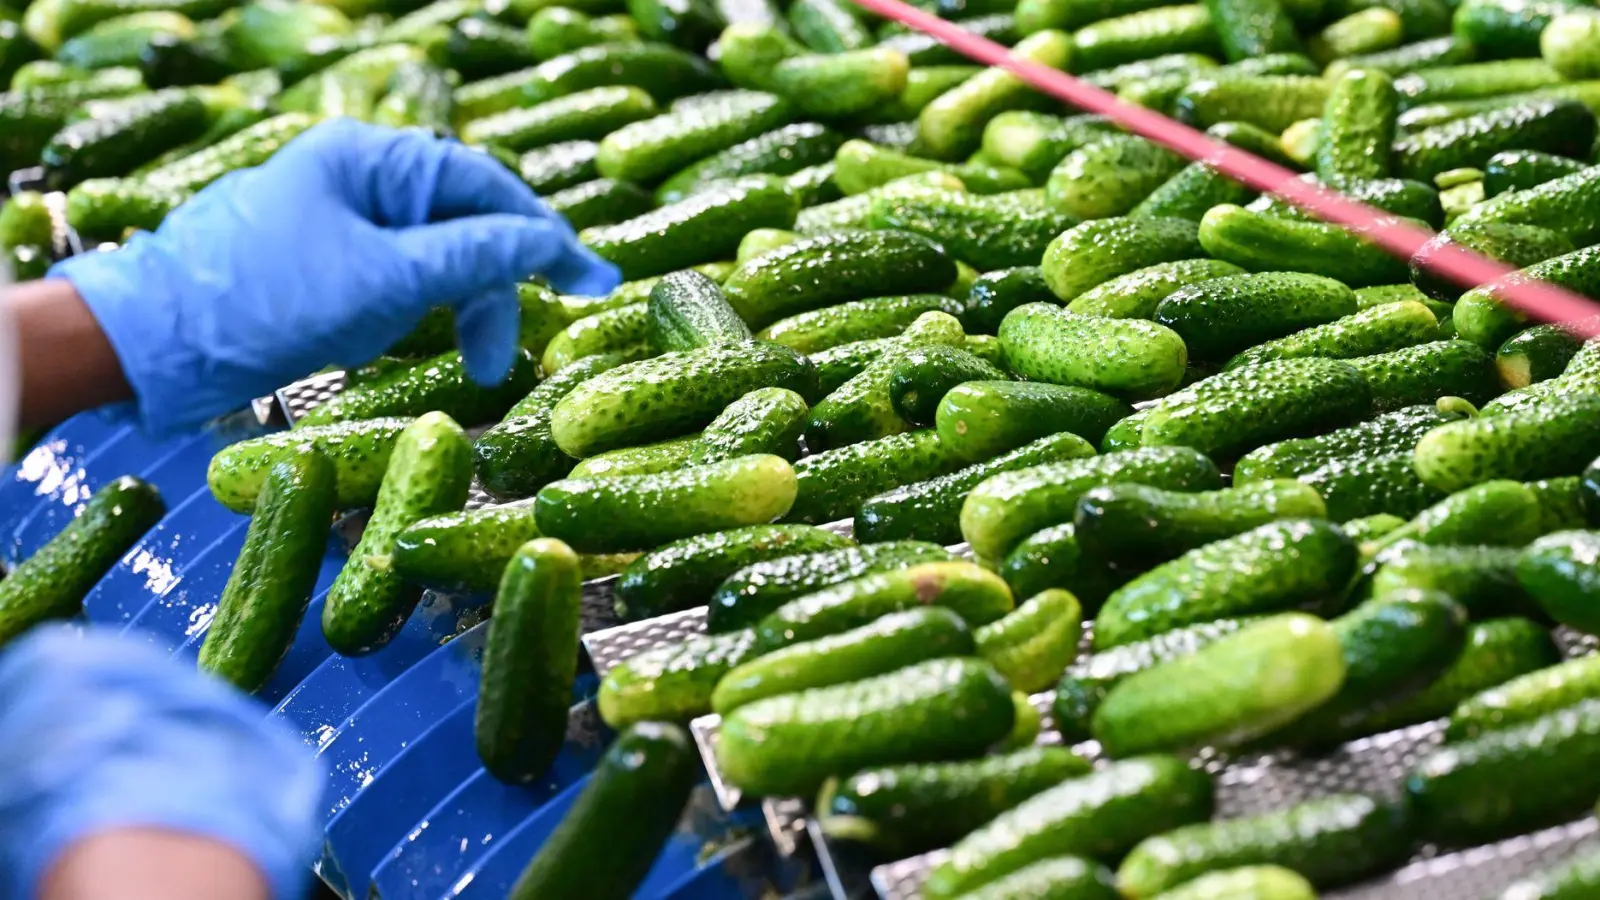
(37, 828), (272, 900)
(4, 279), (133, 429)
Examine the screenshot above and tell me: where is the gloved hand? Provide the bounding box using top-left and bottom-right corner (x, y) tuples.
(50, 118), (620, 436)
(0, 625), (322, 900)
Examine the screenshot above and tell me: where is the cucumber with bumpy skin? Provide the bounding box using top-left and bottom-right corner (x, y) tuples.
(598, 628), (758, 725)
(614, 523), (849, 620)
(1075, 480), (1328, 566)
(690, 386), (810, 463)
(759, 294), (963, 354)
(655, 122), (843, 204)
(1067, 258), (1247, 320)
(936, 380), (1131, 464)
(1047, 134), (1187, 219)
(1318, 68), (1399, 180)
(917, 29), (1073, 160)
(1224, 301), (1440, 369)
(1495, 324), (1583, 389)
(975, 588), (1083, 692)
(1349, 340), (1500, 412)
(769, 48), (912, 119)
(1518, 530), (1600, 634)
(865, 186), (1077, 271)
(596, 89), (792, 185)
(1199, 203), (1411, 287)
(1069, 5), (1220, 72)
(581, 176), (798, 280)
(999, 302), (1189, 401)
(788, 428), (966, 523)
(1153, 272), (1357, 362)
(296, 349), (539, 430)
(1414, 392), (1600, 492)
(209, 418), (410, 513)
(391, 504), (543, 596)
(1449, 654), (1600, 742)
(1042, 215), (1205, 303)
(646, 269), (750, 352)
(888, 344), (1009, 426)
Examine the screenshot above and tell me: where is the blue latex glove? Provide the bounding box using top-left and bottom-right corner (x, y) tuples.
(50, 118), (621, 437)
(0, 625), (321, 900)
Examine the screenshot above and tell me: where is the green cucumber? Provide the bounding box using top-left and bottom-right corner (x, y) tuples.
(736, 227), (800, 262)
(1046, 135), (1187, 219)
(1325, 35), (1475, 79)
(1414, 391), (1600, 492)
(1230, 399), (1470, 483)
(1318, 68), (1399, 180)
(1224, 301), (1440, 370)
(208, 418), (410, 513)
(712, 606), (974, 713)
(461, 84), (658, 151)
(1198, 203), (1411, 287)
(917, 29), (1073, 160)
(507, 723), (697, 900)
(769, 48), (911, 118)
(935, 381), (1130, 465)
(1496, 324), (1583, 389)
(802, 318), (967, 450)
(818, 746), (1092, 856)
(1245, 172), (1444, 227)
(1370, 542), (1531, 618)
(877, 12), (1018, 66)
(1453, 0), (1580, 59)
(1128, 160), (1254, 222)
(1116, 794), (1411, 898)
(872, 65), (984, 123)
(1041, 215), (1204, 304)
(646, 269), (751, 352)
(542, 302), (649, 373)
(654, 122), (843, 204)
(1074, 480), (1328, 566)
(1204, 0), (1299, 60)
(752, 560), (1014, 651)
(453, 43), (721, 121)
(515, 140), (600, 193)
(140, 111), (313, 194)
(1310, 8), (1405, 63)
(1454, 245), (1600, 348)
(581, 176), (798, 280)
(391, 504), (542, 595)
(1371, 479), (1543, 549)
(1146, 867), (1316, 900)
(40, 86), (207, 187)
(1483, 148), (1589, 198)
(759, 294), (963, 354)
(1518, 530), (1600, 634)
(706, 539), (956, 632)
(922, 756), (1214, 900)
(1395, 98), (1597, 183)
(1392, 59), (1563, 108)
(1174, 75), (1330, 133)
(597, 628), (758, 725)
(1347, 340), (1499, 412)
(887, 344), (1009, 426)
(475, 538), (582, 785)
(1449, 654), (1600, 742)
(1066, 259), (1245, 320)
(688, 386), (809, 463)
(1526, 475), (1588, 533)
(614, 523), (848, 620)
(962, 266), (1058, 336)
(1451, 162), (1600, 248)
(534, 454), (797, 553)
(998, 302), (1189, 401)
(793, 170), (963, 233)
(566, 435), (703, 478)
(1542, 9), (1600, 80)
(595, 89), (791, 184)
(321, 413), (473, 656)
(974, 587), (1082, 692)
(627, 0), (723, 50)
(525, 9), (638, 61)
(544, 177), (654, 230)
(295, 349), (539, 430)
(1153, 272), (1357, 362)
(1068, 5), (1220, 73)
(786, 0), (870, 52)
(980, 110), (1122, 180)
(474, 353), (630, 502)
(865, 186), (1078, 271)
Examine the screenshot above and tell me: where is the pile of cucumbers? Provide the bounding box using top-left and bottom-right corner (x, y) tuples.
(5, 0), (1600, 891)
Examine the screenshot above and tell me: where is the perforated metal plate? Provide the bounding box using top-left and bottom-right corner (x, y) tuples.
(276, 370), (348, 423)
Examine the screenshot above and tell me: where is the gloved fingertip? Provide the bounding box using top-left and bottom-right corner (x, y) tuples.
(455, 287), (521, 386)
(541, 247), (623, 297)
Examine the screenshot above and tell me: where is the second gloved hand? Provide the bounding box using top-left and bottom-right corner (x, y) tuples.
(51, 119), (621, 436)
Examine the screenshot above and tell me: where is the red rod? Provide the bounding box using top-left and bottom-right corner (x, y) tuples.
(846, 0), (1600, 338)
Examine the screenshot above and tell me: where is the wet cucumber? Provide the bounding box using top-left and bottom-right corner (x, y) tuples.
(1318, 69), (1399, 180)
(515, 140), (600, 194)
(689, 386), (810, 463)
(550, 340), (814, 457)
(936, 381), (1131, 464)
(525, 9), (638, 61)
(803, 317), (968, 449)
(818, 746), (1091, 856)
(787, 0), (870, 52)
(975, 588), (1083, 692)
(794, 170), (963, 234)
(1128, 159), (1253, 222)
(453, 44), (722, 121)
(1414, 392), (1600, 492)
(1066, 259), (1246, 320)
(581, 176), (799, 280)
(1392, 59), (1563, 108)
(534, 454), (797, 553)
(961, 446), (1223, 561)
(887, 344), (1009, 425)
(706, 539), (957, 633)
(1452, 163), (1600, 249)
(544, 177), (655, 230)
(208, 418), (410, 513)
(1496, 324), (1583, 389)
(322, 413), (473, 656)
(1153, 272), (1357, 362)
(1394, 99), (1596, 183)
(1068, 5), (1220, 72)
(1483, 149), (1590, 198)
(542, 302), (650, 373)
(1116, 793), (1412, 898)
(979, 110), (1123, 180)
(717, 657), (1016, 797)
(1148, 866), (1317, 900)
(1518, 530), (1600, 634)
(1449, 654), (1600, 742)
(1455, 245), (1600, 349)
(475, 538), (582, 785)
(1074, 480), (1328, 566)
(646, 269), (751, 352)
(1204, 0), (1299, 60)
(614, 523), (849, 620)
(1232, 399), (1469, 481)
(865, 186), (1078, 271)
(508, 722), (698, 900)
(598, 628), (758, 725)
(759, 294), (964, 354)
(1347, 340), (1499, 412)
(40, 86), (208, 187)
(1224, 301), (1440, 370)
(1370, 543), (1532, 618)
(998, 302), (1188, 401)
(295, 348), (539, 430)
(769, 48), (912, 119)
(391, 504), (543, 595)
(1175, 75), (1330, 133)
(918, 29), (1073, 160)
(654, 122), (844, 204)
(1047, 134), (1187, 219)
(474, 353), (630, 502)
(1542, 9), (1600, 80)
(1324, 35), (1476, 79)
(595, 89), (791, 184)
(1095, 519), (1358, 648)
(922, 756), (1214, 900)
(461, 84), (659, 151)
(1310, 8), (1405, 63)
(1041, 215), (1205, 303)
(999, 521), (1128, 605)
(712, 606), (974, 713)
(1452, 0), (1581, 58)
(1413, 220), (1576, 307)
(1198, 203), (1411, 287)
(855, 432), (1098, 545)
(752, 559), (1014, 651)
(877, 12), (1018, 66)
(1246, 172), (1444, 227)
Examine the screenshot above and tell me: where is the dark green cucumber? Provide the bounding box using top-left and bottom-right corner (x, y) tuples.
(508, 722), (698, 900)
(1074, 480), (1327, 566)
(598, 628), (757, 725)
(717, 656), (1015, 797)
(722, 229), (956, 330)
(40, 86), (207, 187)
(321, 413), (473, 656)
(474, 353), (628, 502)
(786, 0), (870, 52)
(199, 450), (334, 693)
(802, 318), (966, 449)
(645, 269), (751, 352)
(1040, 215), (1204, 304)
(1204, 0), (1299, 61)
(1128, 160), (1254, 222)
(963, 266), (1056, 335)
(1046, 134), (1187, 220)
(974, 587), (1082, 692)
(1483, 149), (1589, 198)
(713, 606), (974, 713)
(461, 84), (660, 151)
(1224, 301), (1440, 370)
(1153, 272), (1357, 362)
(1452, 0), (1580, 59)
(296, 348), (538, 430)
(1347, 340), (1499, 412)
(1325, 35), (1475, 79)
(581, 176), (798, 280)
(1175, 75), (1330, 133)
(1453, 245), (1600, 349)
(453, 43), (721, 121)
(444, 17), (538, 79)
(613, 523), (848, 620)
(1414, 391), (1600, 492)
(819, 746), (1091, 856)
(1394, 98), (1597, 183)
(0, 476), (164, 646)
(936, 381), (1130, 465)
(595, 89), (791, 185)
(525, 9), (637, 61)
(1518, 530), (1600, 634)
(1246, 172), (1444, 227)
(865, 186), (1077, 271)
(1451, 162), (1600, 249)
(922, 756), (1214, 900)
(1138, 359), (1373, 459)
(767, 48), (911, 119)
(1496, 324), (1583, 389)
(1392, 59), (1563, 108)
(999, 521), (1128, 607)
(544, 176), (655, 230)
(1371, 542), (1531, 618)
(1053, 618), (1258, 743)
(706, 539), (956, 633)
(1094, 520), (1358, 649)
(887, 344), (1009, 426)
(1066, 259), (1244, 320)
(1198, 202), (1411, 287)
(476, 538), (582, 785)
(568, 436), (701, 479)
(999, 302), (1189, 401)
(654, 122), (843, 204)
(549, 340), (814, 457)
(688, 386), (809, 463)
(759, 294), (964, 354)
(1318, 68), (1399, 181)
(1449, 654), (1600, 742)
(1116, 793), (1412, 898)
(208, 418), (411, 513)
(515, 140), (600, 194)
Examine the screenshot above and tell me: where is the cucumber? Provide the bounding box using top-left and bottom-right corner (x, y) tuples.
(1451, 162), (1600, 248)
(1518, 530), (1600, 634)
(568, 436), (701, 477)
(706, 539), (956, 633)
(581, 176), (798, 280)
(922, 756), (1214, 900)
(391, 504), (543, 595)
(54, 10), (195, 70)
(1198, 203), (1411, 287)
(1395, 98), (1597, 183)
(1246, 172), (1444, 226)
(1041, 216), (1205, 303)
(614, 523), (848, 620)
(596, 89), (791, 184)
(717, 657), (1016, 797)
(1068, 5), (1220, 73)
(322, 413), (473, 656)
(1146, 867), (1316, 900)
(474, 353), (628, 501)
(1053, 618), (1258, 743)
(40, 87), (207, 187)
(786, 0), (870, 52)
(856, 432), (1098, 545)
(1325, 35), (1475, 80)
(1310, 8), (1404, 63)
(877, 13), (1018, 66)
(1372, 479), (1543, 550)
(802, 316), (966, 448)
(515, 140), (600, 193)
(980, 110), (1122, 180)
(1128, 160), (1253, 222)
(372, 61), (453, 132)
(1224, 301), (1440, 369)
(1139, 359), (1373, 460)
(1586, 455), (1600, 524)
(1075, 480), (1328, 566)
(752, 559), (1013, 651)
(1415, 392), (1600, 492)
(542, 302), (649, 373)
(768, 48), (911, 118)
(0, 476), (163, 646)
(1483, 148), (1589, 198)
(1354, 283), (1437, 309)
(689, 386), (810, 463)
(295, 348), (538, 430)
(1496, 324), (1583, 389)
(1348, 340), (1499, 412)
(759, 294), (963, 354)
(543, 177), (654, 230)
(866, 186), (1078, 271)
(1231, 399), (1468, 482)
(646, 269), (751, 352)
(1046, 135), (1187, 220)
(1527, 475), (1588, 533)
(1393, 59), (1563, 108)
(794, 170), (963, 234)
(974, 587), (1082, 692)
(736, 227), (800, 263)
(475, 538), (581, 785)
(1318, 69), (1399, 180)
(1454, 245), (1600, 348)
(1081, 52), (1219, 92)
(1453, 0), (1580, 59)
(722, 229), (956, 330)
(918, 29), (1073, 160)
(1542, 9), (1600, 80)
(550, 340), (814, 456)
(1015, 0), (1184, 31)
(887, 344), (1009, 425)
(453, 43), (721, 122)
(508, 723), (698, 900)
(199, 450), (333, 692)
(597, 628), (758, 725)
(1371, 543), (1532, 618)
(654, 122), (843, 204)
(1153, 272), (1357, 362)
(208, 418), (410, 513)
(1174, 76), (1330, 133)
(524, 9), (637, 61)
(963, 446), (1223, 561)
(137, 111), (313, 195)
(936, 381), (1131, 464)
(872, 65), (984, 123)
(1204, 0), (1299, 61)
(713, 606), (973, 713)
(1066, 259), (1245, 320)
(998, 302), (1188, 401)
(1407, 698), (1600, 845)
(628, 0), (723, 50)
(534, 454), (797, 553)
(818, 746), (1092, 856)
(1117, 793), (1411, 898)
(461, 84), (658, 151)
(1449, 654), (1600, 742)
